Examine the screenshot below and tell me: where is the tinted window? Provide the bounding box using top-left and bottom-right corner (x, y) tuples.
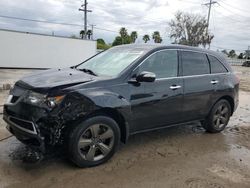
(208, 55), (228, 73)
(182, 51), (210, 76)
(139, 50), (178, 78)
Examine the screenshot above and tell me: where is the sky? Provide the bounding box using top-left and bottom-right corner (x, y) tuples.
(0, 0), (249, 53)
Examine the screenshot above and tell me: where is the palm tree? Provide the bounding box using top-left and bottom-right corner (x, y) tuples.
(130, 31), (138, 43)
(80, 30), (85, 39)
(86, 30), (92, 40)
(152, 31), (162, 43)
(143, 34), (150, 43)
(119, 27), (128, 38)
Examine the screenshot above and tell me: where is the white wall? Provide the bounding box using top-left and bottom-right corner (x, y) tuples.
(0, 29), (96, 68)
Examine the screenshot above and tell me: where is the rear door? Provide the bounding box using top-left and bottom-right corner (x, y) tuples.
(181, 50), (217, 121)
(130, 49), (184, 132)
(207, 54), (230, 102)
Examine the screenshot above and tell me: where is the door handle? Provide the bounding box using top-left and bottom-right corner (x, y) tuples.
(170, 85), (182, 90)
(210, 80), (219, 85)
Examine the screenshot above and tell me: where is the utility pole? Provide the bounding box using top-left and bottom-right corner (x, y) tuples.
(203, 0), (217, 32)
(90, 24), (96, 40)
(79, 0), (92, 39)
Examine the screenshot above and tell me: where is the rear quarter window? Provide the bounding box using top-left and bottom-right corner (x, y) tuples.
(208, 55), (228, 73)
(182, 51), (210, 76)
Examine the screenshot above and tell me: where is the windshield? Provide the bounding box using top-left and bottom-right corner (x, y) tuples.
(76, 47), (145, 77)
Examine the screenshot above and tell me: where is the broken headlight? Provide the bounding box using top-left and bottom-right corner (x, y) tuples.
(46, 95), (65, 108)
(25, 91), (65, 108)
(26, 91), (46, 105)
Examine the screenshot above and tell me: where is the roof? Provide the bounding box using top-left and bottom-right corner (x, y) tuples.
(114, 44), (226, 62)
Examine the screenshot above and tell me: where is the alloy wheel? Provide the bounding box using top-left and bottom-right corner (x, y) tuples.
(77, 124), (114, 161)
(213, 104), (229, 129)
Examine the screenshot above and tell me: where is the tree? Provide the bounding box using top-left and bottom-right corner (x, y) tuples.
(112, 36), (123, 46)
(130, 31), (138, 43)
(169, 11), (214, 48)
(97, 38), (105, 45)
(228, 50), (237, 58)
(80, 30), (85, 39)
(119, 27), (128, 38)
(152, 31), (162, 43)
(80, 30), (92, 40)
(86, 30), (92, 40)
(238, 53), (244, 59)
(143, 34), (150, 43)
(97, 38), (110, 50)
(112, 27), (132, 46)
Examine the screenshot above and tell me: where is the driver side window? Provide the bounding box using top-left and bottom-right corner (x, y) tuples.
(139, 50), (178, 79)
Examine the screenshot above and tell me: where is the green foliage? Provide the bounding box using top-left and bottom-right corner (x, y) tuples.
(97, 38), (110, 50)
(143, 34), (150, 43)
(228, 50), (237, 58)
(152, 31), (162, 43)
(112, 36), (123, 46)
(86, 30), (92, 39)
(169, 11), (214, 48)
(130, 31), (138, 43)
(97, 38), (105, 45)
(79, 30), (92, 39)
(80, 30), (85, 39)
(238, 53), (244, 59)
(112, 27), (134, 46)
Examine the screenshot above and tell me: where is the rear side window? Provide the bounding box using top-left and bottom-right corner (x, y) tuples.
(208, 55), (228, 73)
(139, 50), (178, 78)
(182, 51), (210, 76)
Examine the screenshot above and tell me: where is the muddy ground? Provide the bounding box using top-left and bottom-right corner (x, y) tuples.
(0, 66), (250, 188)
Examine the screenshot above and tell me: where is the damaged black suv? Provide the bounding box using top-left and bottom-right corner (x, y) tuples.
(3, 44), (239, 167)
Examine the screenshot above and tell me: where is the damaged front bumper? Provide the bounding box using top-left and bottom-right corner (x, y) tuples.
(3, 114), (46, 152)
(3, 84), (96, 153)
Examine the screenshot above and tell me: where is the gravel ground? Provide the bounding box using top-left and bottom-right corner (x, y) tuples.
(0, 66), (250, 188)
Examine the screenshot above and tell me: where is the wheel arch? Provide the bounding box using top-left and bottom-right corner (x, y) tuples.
(84, 107), (129, 144)
(214, 95), (235, 116)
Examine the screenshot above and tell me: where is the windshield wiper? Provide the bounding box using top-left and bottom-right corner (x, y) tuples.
(77, 68), (98, 76)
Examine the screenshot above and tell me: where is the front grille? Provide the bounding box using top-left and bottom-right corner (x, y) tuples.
(8, 116), (37, 134)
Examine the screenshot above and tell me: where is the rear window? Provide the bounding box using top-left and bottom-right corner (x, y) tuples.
(208, 55), (228, 73)
(182, 51), (210, 76)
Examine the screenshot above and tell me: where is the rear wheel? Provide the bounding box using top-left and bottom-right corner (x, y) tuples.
(68, 116), (120, 167)
(202, 99), (231, 133)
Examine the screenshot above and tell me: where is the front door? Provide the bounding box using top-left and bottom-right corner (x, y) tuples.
(129, 49), (184, 133)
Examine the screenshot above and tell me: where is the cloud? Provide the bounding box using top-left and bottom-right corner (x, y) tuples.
(0, 0), (249, 51)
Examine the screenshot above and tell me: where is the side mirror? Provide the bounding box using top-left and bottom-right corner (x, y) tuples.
(136, 71), (156, 82)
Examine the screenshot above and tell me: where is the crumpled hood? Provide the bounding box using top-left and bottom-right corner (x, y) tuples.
(18, 68), (94, 89)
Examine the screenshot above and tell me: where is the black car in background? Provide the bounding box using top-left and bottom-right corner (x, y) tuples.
(3, 44), (239, 167)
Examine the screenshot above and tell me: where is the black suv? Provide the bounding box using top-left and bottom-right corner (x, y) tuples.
(3, 44), (239, 167)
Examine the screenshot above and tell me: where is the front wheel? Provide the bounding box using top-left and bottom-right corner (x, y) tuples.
(68, 116), (120, 167)
(202, 99), (231, 133)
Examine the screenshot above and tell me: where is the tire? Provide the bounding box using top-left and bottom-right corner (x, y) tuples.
(68, 116), (120, 168)
(202, 99), (231, 133)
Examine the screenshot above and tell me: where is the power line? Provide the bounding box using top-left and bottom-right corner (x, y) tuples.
(217, 3), (250, 19)
(219, 0), (249, 13)
(0, 14), (119, 33)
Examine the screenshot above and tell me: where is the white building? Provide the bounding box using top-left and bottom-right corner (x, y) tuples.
(0, 29), (97, 69)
